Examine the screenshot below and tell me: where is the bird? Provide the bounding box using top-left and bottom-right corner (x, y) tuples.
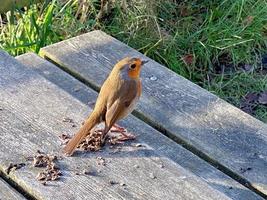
(63, 57), (148, 156)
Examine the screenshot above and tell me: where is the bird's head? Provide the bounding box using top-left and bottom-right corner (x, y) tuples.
(114, 57), (149, 79)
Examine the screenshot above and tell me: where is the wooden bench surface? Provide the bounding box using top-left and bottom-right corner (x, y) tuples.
(0, 178), (26, 200)
(0, 50), (239, 200)
(39, 30), (267, 197)
(16, 53), (263, 200)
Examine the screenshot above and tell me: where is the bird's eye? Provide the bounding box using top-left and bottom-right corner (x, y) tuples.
(130, 64), (136, 69)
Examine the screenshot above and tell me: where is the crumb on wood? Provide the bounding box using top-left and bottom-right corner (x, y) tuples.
(134, 165), (140, 169)
(6, 163), (26, 174)
(120, 182), (126, 186)
(61, 125), (136, 153)
(78, 131), (102, 151)
(41, 181), (47, 186)
(62, 117), (74, 123)
(75, 169), (94, 176)
(31, 151), (62, 183)
(150, 173), (157, 179)
(96, 157), (106, 166)
(240, 167), (252, 173)
(109, 180), (119, 185)
(62, 117), (77, 128)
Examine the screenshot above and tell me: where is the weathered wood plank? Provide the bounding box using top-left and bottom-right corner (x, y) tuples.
(39, 30), (267, 197)
(16, 53), (264, 200)
(0, 51), (234, 200)
(0, 178), (26, 200)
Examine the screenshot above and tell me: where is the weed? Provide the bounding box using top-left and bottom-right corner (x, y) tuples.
(0, 0), (266, 122)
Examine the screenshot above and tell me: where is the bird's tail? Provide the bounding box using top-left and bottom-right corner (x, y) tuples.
(63, 112), (100, 156)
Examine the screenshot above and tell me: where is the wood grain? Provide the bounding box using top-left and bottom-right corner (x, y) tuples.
(0, 50), (235, 200)
(39, 30), (267, 197)
(17, 53), (265, 200)
(0, 178), (26, 200)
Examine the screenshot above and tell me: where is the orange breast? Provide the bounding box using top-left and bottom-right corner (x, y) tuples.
(128, 69), (140, 79)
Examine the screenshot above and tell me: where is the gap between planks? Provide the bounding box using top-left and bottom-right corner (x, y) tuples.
(16, 52), (263, 200)
(0, 50), (237, 200)
(0, 171), (35, 200)
(38, 31), (267, 198)
(42, 54), (267, 199)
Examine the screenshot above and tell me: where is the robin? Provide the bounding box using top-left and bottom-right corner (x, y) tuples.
(63, 57), (148, 156)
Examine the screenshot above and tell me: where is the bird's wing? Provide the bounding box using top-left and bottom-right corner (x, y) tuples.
(105, 80), (138, 128)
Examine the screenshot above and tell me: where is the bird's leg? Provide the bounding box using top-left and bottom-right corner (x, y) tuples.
(100, 125), (110, 146)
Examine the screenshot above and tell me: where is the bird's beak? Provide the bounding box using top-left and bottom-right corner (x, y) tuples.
(141, 60), (149, 66)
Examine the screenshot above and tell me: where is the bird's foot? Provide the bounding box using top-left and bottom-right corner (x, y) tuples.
(110, 124), (127, 133)
(111, 124), (136, 140)
(96, 125), (136, 145)
(117, 131), (136, 141)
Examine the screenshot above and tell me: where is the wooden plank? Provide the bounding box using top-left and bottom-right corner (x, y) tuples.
(39, 30), (267, 197)
(0, 178), (26, 200)
(16, 53), (264, 200)
(0, 51), (234, 200)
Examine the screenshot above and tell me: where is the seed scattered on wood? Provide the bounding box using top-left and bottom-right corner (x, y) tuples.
(41, 181), (47, 186)
(83, 169), (94, 175)
(78, 131), (102, 151)
(96, 157), (106, 166)
(62, 125), (136, 153)
(6, 163), (26, 174)
(62, 117), (77, 128)
(240, 167), (252, 173)
(150, 173), (156, 179)
(134, 165), (140, 169)
(59, 133), (71, 145)
(120, 182), (126, 186)
(32, 151), (62, 184)
(62, 117), (74, 123)
(109, 180), (119, 185)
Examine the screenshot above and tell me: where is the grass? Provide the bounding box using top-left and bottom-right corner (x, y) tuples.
(0, 0), (267, 122)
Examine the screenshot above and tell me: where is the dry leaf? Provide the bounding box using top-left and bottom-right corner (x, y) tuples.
(258, 91), (267, 105)
(243, 16), (254, 26)
(182, 54), (194, 65)
(240, 92), (259, 114)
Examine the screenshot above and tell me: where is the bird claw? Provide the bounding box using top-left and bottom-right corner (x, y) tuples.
(100, 134), (108, 146)
(96, 124), (136, 146)
(110, 124), (127, 132)
(118, 132), (136, 140)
